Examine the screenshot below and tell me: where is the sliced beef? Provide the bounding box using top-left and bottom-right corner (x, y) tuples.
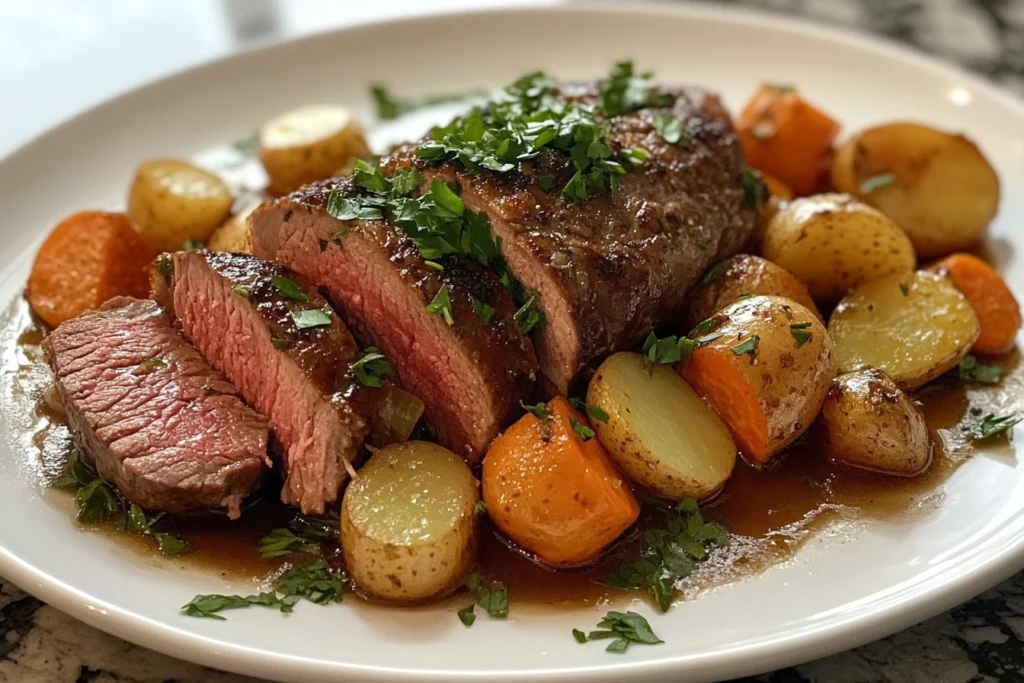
(152, 251), (367, 514)
(42, 297), (269, 518)
(248, 180), (538, 462)
(388, 84), (757, 393)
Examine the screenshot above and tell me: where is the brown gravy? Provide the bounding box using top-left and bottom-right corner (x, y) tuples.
(3, 295), (1019, 608)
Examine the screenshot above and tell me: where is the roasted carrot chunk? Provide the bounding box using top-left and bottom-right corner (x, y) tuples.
(737, 85), (841, 196)
(27, 211), (156, 328)
(931, 253), (1021, 355)
(481, 396), (639, 567)
(682, 347), (770, 463)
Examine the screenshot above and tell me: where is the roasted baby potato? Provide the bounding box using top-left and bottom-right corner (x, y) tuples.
(341, 441), (478, 603)
(831, 122), (1000, 259)
(587, 352), (736, 501)
(762, 194), (916, 302)
(259, 105), (372, 195)
(828, 271), (980, 390)
(681, 295), (837, 464)
(819, 369), (932, 476)
(207, 200), (259, 253)
(686, 254), (821, 328)
(128, 159), (234, 252)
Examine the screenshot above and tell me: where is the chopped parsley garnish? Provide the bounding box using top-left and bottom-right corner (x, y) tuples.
(621, 147), (651, 168)
(606, 498), (729, 611)
(570, 416), (596, 441)
(370, 84), (486, 121)
(688, 317), (716, 338)
(51, 449), (188, 555)
(258, 518), (339, 559)
(731, 334), (759, 356)
(860, 172), (896, 194)
(640, 332), (697, 366)
(741, 167), (761, 209)
(157, 255), (173, 278)
(291, 308), (332, 330)
(473, 501), (487, 516)
(457, 603), (476, 626)
(424, 260), (444, 271)
(954, 355), (1003, 384)
(132, 357), (167, 375)
(182, 559), (344, 620)
(351, 347), (394, 388)
(513, 291), (545, 334)
(651, 112), (689, 146)
(899, 281), (910, 296)
(271, 276), (309, 302)
(232, 285), (251, 298)
(472, 297), (496, 325)
(520, 400), (550, 421)
(230, 130), (259, 158)
(597, 61), (674, 117)
(574, 611), (663, 653)
(271, 337), (291, 350)
(789, 322), (813, 348)
(968, 412), (1021, 441)
(465, 572), (508, 618)
(568, 397), (610, 422)
(426, 284), (455, 326)
(702, 261), (727, 284)
(182, 239), (205, 251)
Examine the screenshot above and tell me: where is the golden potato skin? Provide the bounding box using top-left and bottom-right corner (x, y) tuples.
(685, 254), (821, 329)
(831, 122), (1000, 259)
(828, 271), (980, 390)
(127, 159), (234, 252)
(685, 296), (838, 462)
(763, 193), (916, 302)
(819, 369), (932, 476)
(587, 352), (737, 501)
(207, 202), (258, 253)
(259, 105), (372, 196)
(340, 441), (478, 604)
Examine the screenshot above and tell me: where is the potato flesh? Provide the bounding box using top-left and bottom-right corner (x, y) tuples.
(828, 271), (979, 390)
(831, 123), (999, 260)
(346, 441), (475, 545)
(588, 352), (736, 500)
(763, 193), (915, 302)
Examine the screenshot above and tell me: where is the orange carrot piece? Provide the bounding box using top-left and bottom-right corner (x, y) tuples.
(737, 85), (841, 197)
(27, 211), (156, 328)
(481, 396), (639, 567)
(762, 173), (794, 201)
(930, 253), (1021, 355)
(681, 347), (770, 464)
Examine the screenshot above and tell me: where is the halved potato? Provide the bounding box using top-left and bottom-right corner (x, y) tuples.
(819, 369), (932, 476)
(685, 254), (821, 328)
(831, 122), (1000, 259)
(587, 352), (736, 501)
(259, 105), (372, 195)
(127, 160), (234, 252)
(207, 200), (260, 253)
(681, 296), (837, 464)
(340, 441), (478, 604)
(762, 193), (916, 302)
(828, 270), (980, 390)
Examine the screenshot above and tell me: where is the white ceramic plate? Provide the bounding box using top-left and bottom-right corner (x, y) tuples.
(2, 4), (1024, 682)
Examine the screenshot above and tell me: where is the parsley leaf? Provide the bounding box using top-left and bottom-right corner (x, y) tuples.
(351, 347), (394, 388)
(899, 281), (910, 296)
(370, 84), (486, 121)
(182, 239), (205, 251)
(651, 112), (689, 146)
(954, 355), (1003, 384)
(597, 61), (674, 117)
(520, 400), (550, 420)
(271, 276), (309, 302)
(789, 322), (813, 348)
(606, 499), (729, 612)
(860, 173), (896, 194)
(576, 611), (664, 653)
(472, 297), (496, 325)
(132, 357), (167, 376)
(741, 167), (762, 209)
(458, 604), (477, 626)
(702, 262), (727, 284)
(465, 572), (508, 618)
(473, 501), (487, 516)
(731, 335), (759, 356)
(271, 337), (291, 350)
(968, 412), (1021, 441)
(570, 416), (596, 441)
(291, 308), (332, 330)
(641, 332), (695, 366)
(426, 284), (455, 326)
(568, 397), (610, 423)
(513, 291), (545, 334)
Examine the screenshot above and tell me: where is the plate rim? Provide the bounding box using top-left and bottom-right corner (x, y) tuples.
(3, 3), (1024, 682)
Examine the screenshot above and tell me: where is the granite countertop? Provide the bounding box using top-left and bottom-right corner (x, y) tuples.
(4, 0), (1024, 681)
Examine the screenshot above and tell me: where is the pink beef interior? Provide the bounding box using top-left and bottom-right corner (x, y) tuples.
(170, 254), (356, 514)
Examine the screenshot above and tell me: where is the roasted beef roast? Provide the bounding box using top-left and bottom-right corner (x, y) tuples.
(43, 297), (270, 518)
(152, 251), (368, 514)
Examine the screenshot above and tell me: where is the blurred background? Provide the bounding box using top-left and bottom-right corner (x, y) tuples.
(4, 0), (1024, 159)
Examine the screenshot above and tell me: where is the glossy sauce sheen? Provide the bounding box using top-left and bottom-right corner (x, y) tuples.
(2, 296), (1019, 608)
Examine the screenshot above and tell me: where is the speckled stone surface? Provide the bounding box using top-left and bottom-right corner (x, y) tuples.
(4, 1), (1024, 682)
